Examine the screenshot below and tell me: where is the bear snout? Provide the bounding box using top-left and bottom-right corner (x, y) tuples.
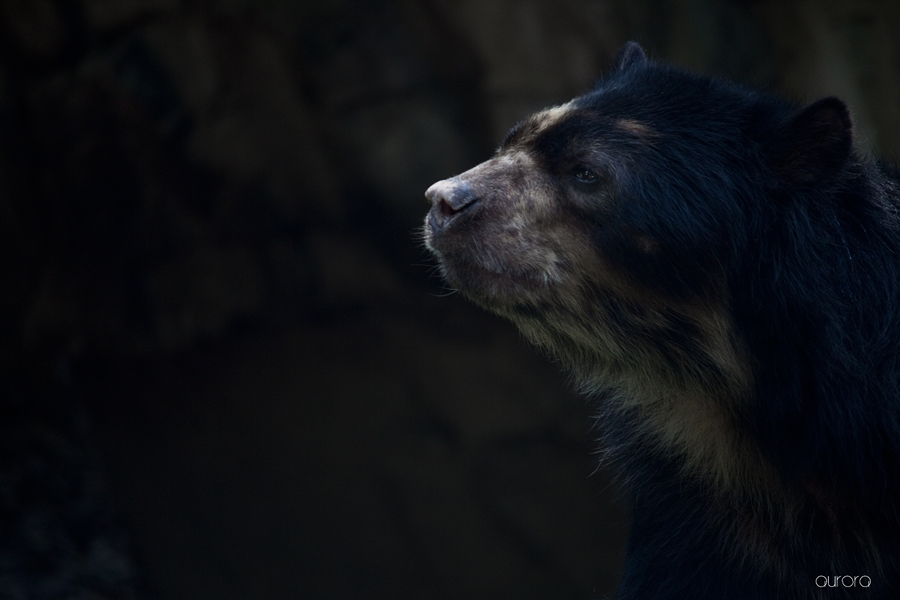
(425, 178), (478, 233)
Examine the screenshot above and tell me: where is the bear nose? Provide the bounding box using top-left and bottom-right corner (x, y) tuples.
(425, 178), (478, 232)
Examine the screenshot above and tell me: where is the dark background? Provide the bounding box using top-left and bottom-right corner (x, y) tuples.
(1, 1), (899, 599)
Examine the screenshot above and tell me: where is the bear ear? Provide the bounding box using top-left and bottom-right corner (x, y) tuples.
(614, 42), (648, 73)
(773, 97), (853, 185)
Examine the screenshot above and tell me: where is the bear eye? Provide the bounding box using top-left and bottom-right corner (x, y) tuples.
(574, 168), (599, 184)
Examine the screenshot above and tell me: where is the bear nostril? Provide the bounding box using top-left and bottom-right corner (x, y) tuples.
(425, 179), (478, 231)
(438, 197), (464, 219)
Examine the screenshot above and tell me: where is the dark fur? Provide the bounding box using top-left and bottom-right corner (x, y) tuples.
(423, 42), (900, 598)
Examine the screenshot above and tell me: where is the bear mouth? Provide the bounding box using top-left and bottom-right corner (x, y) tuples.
(433, 249), (554, 306)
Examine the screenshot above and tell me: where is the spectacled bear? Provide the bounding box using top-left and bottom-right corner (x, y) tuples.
(422, 42), (900, 598)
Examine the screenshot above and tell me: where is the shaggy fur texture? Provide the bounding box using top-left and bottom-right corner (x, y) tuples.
(424, 42), (900, 598)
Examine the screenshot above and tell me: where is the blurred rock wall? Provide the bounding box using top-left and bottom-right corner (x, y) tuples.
(1, 1), (899, 599)
(3, 0), (900, 359)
